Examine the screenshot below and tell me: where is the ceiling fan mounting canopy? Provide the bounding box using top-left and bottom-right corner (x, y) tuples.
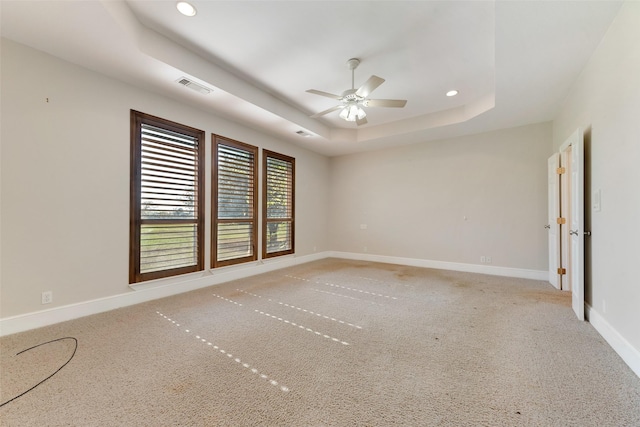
(306, 58), (407, 126)
(346, 58), (360, 71)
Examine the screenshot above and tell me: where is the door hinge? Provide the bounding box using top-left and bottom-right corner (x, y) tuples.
(556, 167), (566, 174)
(557, 217), (566, 224)
(557, 268), (566, 275)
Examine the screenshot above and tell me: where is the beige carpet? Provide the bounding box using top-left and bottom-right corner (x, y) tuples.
(1, 259), (639, 426)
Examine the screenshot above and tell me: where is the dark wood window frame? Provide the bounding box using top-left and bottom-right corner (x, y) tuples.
(262, 149), (295, 259)
(130, 110), (205, 283)
(212, 135), (258, 268)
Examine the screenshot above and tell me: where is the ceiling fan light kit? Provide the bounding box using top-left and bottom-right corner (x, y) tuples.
(339, 102), (366, 122)
(307, 58), (407, 126)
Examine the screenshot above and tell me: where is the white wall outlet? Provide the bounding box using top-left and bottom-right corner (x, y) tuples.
(42, 291), (53, 304)
(313, 246), (317, 253)
(602, 300), (607, 314)
(486, 256), (492, 264)
(363, 246), (368, 252)
(480, 256), (486, 263)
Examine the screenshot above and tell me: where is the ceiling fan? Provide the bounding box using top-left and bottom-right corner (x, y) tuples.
(306, 58), (407, 126)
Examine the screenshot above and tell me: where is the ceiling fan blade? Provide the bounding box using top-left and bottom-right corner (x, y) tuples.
(310, 105), (343, 118)
(355, 75), (385, 98)
(356, 116), (368, 126)
(306, 89), (342, 100)
(365, 99), (407, 108)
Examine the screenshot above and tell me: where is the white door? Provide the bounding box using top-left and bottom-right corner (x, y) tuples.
(568, 129), (584, 320)
(547, 153), (561, 289)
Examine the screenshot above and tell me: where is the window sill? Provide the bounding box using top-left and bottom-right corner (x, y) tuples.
(129, 255), (296, 292)
(129, 270), (212, 291)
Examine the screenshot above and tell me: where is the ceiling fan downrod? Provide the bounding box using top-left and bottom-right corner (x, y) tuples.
(347, 58), (360, 90)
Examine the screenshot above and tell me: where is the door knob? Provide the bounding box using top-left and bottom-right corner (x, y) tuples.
(544, 224), (551, 229)
(584, 231), (592, 236)
(570, 230), (579, 236)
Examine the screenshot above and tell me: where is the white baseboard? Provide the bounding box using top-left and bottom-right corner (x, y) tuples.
(0, 251), (549, 337)
(0, 252), (328, 337)
(4, 251), (636, 380)
(586, 305), (640, 378)
(328, 251), (548, 281)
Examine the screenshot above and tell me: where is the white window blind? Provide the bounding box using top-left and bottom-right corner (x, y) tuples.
(213, 137), (257, 267)
(140, 124), (199, 273)
(263, 150), (295, 258)
(130, 111), (204, 283)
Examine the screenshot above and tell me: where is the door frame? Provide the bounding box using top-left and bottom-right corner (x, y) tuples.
(558, 129), (585, 320)
(547, 153), (561, 289)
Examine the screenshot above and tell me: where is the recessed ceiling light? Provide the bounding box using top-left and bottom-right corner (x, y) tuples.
(446, 90), (459, 97)
(176, 1), (197, 17)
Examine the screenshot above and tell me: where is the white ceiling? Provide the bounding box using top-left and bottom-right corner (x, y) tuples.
(0, 1), (622, 156)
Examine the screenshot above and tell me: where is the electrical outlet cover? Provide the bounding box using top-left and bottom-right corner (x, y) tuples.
(42, 291), (53, 304)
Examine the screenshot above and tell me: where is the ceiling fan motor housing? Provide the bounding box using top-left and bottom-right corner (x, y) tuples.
(341, 89), (364, 103)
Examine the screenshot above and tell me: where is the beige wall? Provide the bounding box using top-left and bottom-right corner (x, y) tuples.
(0, 38), (552, 324)
(553, 2), (640, 356)
(2, 3), (638, 375)
(5, 0), (639, 374)
(328, 123), (552, 271)
(0, 39), (330, 318)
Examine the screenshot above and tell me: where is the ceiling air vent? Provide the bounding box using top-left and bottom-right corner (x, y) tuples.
(176, 77), (212, 95)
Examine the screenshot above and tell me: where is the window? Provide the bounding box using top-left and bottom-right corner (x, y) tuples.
(263, 150), (295, 258)
(130, 111), (205, 283)
(212, 136), (258, 267)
